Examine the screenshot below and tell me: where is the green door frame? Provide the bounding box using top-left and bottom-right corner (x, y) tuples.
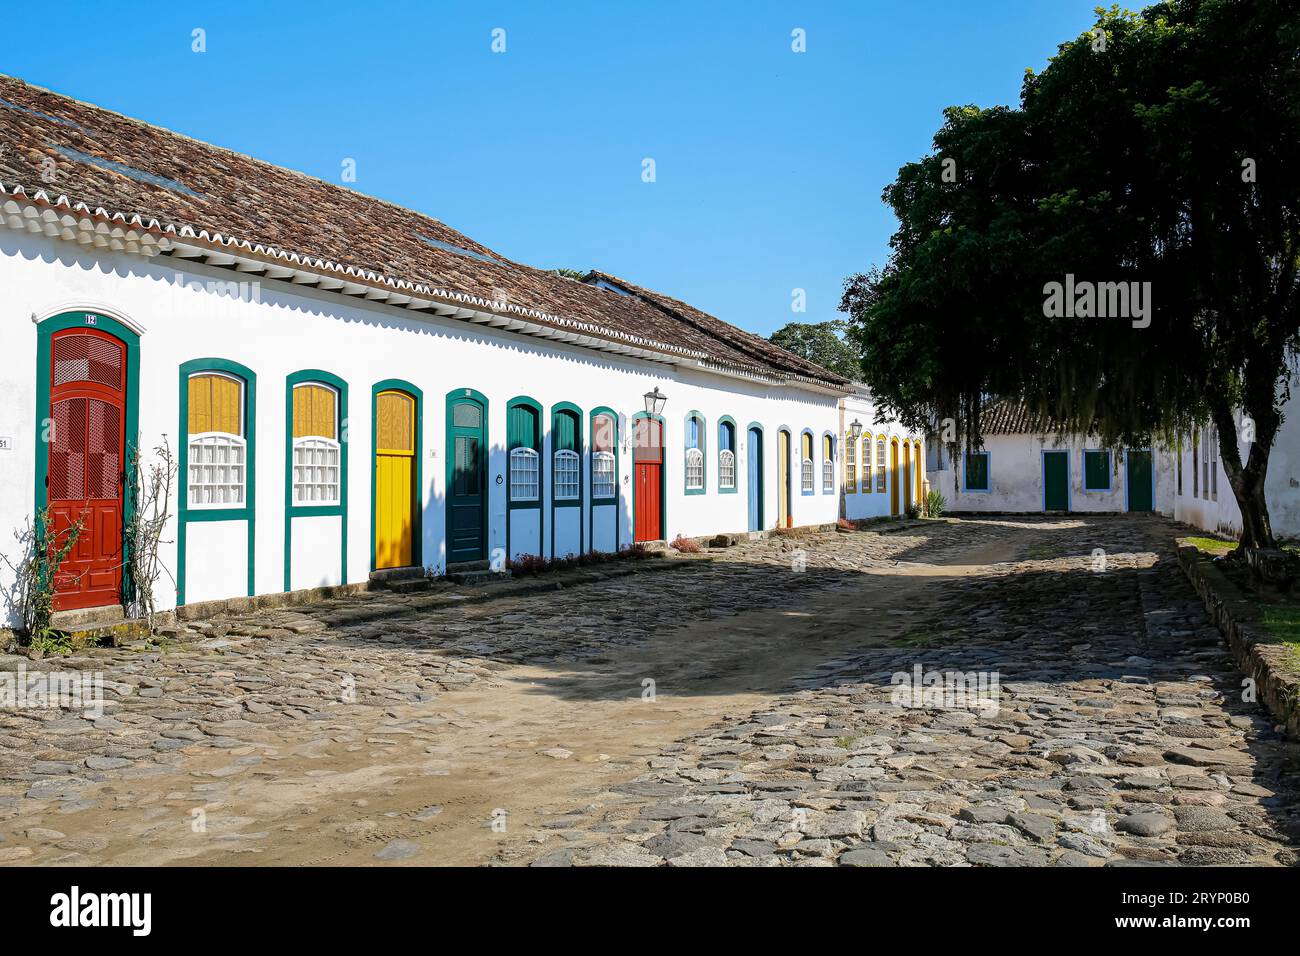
(1042, 449), (1070, 513)
(283, 369), (349, 591)
(551, 401), (583, 558)
(34, 310), (141, 609)
(177, 358), (257, 605)
(588, 406), (620, 554)
(445, 387), (489, 566)
(1125, 448), (1155, 513)
(370, 379), (423, 572)
(631, 411), (666, 543)
(506, 395), (544, 559)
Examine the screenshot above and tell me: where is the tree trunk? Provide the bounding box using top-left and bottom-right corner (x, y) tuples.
(1209, 398), (1277, 555)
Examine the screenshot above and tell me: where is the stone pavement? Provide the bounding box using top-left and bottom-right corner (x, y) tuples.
(0, 515), (1297, 866)
(509, 516), (1300, 867)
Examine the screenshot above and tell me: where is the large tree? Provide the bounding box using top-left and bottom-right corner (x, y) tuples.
(843, 0), (1300, 552)
(769, 319), (862, 380)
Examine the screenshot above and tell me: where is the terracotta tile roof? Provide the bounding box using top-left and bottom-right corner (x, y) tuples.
(583, 271), (850, 385)
(979, 399), (1070, 435)
(0, 75), (848, 389)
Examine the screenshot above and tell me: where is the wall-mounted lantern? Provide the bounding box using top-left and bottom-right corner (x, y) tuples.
(643, 386), (667, 417)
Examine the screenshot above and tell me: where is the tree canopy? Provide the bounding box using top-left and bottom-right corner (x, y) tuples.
(841, 0), (1300, 548)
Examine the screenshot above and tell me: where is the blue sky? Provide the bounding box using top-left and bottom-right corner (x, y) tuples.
(7, 0), (1098, 337)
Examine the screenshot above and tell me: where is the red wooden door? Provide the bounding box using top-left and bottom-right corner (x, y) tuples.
(634, 418), (663, 542)
(635, 462), (661, 541)
(47, 329), (126, 611)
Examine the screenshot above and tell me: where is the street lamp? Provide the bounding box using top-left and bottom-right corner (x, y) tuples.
(643, 386), (667, 417)
(848, 418), (863, 442)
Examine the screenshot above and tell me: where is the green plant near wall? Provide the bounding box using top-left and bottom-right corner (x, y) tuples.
(1, 506), (83, 646)
(924, 490), (946, 518)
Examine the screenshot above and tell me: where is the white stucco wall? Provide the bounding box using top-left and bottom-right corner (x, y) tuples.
(1171, 386), (1300, 540)
(928, 433), (1175, 516)
(0, 230), (845, 625)
(838, 391), (925, 521)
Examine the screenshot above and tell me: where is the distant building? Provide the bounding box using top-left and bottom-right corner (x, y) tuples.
(926, 400), (1174, 516)
(840, 387), (926, 520)
(1171, 380), (1300, 540)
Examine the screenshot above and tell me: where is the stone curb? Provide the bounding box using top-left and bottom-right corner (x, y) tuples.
(1177, 545), (1300, 739)
(174, 557), (707, 630)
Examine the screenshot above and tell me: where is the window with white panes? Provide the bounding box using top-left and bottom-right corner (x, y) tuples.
(718, 419), (735, 490)
(510, 447), (539, 501)
(292, 383), (340, 505)
(187, 372), (246, 507)
(685, 414), (704, 491)
(801, 432), (814, 494)
(822, 435), (834, 493)
(592, 413), (617, 500)
(554, 450), (579, 500)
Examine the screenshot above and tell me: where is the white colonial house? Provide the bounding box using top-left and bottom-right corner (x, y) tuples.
(0, 75), (923, 630)
(840, 387), (926, 520)
(1170, 380), (1300, 541)
(926, 401), (1175, 516)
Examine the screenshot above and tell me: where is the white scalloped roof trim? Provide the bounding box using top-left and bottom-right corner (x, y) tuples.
(0, 179), (837, 390)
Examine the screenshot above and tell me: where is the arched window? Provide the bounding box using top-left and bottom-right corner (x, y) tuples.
(845, 433), (856, 493)
(860, 436), (871, 493)
(591, 411), (617, 501)
(508, 399), (541, 502)
(187, 371), (247, 507)
(685, 412), (706, 493)
(801, 432), (814, 494)
(718, 418), (736, 491)
(292, 382), (340, 504)
(822, 435), (834, 493)
(553, 406), (581, 501)
(875, 437), (886, 492)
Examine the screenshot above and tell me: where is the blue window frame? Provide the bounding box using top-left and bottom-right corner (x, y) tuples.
(1082, 449), (1112, 491)
(963, 451), (991, 492)
(684, 411), (706, 495)
(717, 417), (736, 493)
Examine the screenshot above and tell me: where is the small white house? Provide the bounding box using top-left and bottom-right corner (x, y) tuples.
(1171, 379), (1300, 540)
(927, 401), (1175, 515)
(840, 387), (926, 520)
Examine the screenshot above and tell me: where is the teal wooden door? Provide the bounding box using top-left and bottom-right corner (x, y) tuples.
(1043, 451), (1069, 512)
(1127, 450), (1154, 512)
(447, 396), (486, 563)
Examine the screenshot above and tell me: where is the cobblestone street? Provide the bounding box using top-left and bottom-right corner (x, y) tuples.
(1, 516), (1297, 867)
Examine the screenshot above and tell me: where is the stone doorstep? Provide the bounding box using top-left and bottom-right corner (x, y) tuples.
(49, 604), (125, 632)
(40, 605), (152, 649)
(1177, 545), (1300, 740)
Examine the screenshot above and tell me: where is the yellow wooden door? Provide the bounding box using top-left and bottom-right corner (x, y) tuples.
(890, 439), (900, 516)
(915, 441), (924, 504)
(777, 430), (790, 528)
(903, 443), (912, 512)
(374, 390), (415, 569)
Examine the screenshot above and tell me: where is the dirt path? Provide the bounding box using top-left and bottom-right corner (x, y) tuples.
(18, 528), (1026, 867)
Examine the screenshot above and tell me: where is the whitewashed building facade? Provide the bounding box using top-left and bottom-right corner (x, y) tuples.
(0, 76), (882, 628)
(926, 401), (1176, 516)
(1170, 384), (1300, 541)
(840, 388), (927, 520)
